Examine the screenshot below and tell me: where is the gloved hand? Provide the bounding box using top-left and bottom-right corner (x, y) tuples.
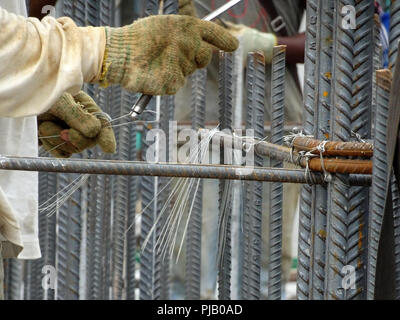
(97, 15), (238, 95)
(38, 91), (116, 158)
(178, 0), (197, 16)
(225, 22), (277, 64)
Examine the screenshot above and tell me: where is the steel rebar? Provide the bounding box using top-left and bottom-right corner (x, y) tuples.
(347, 0), (374, 300)
(158, 95), (174, 300)
(392, 174), (400, 300)
(4, 259), (23, 300)
(389, 0), (400, 71)
(297, 0), (317, 300)
(139, 98), (160, 300)
(241, 52), (265, 300)
(367, 69), (392, 299)
(309, 0), (334, 300)
(35, 172), (57, 300)
(56, 173), (81, 300)
(268, 46), (286, 300)
(126, 92), (139, 300)
(292, 137), (373, 157)
(86, 172), (105, 300)
(217, 51), (234, 300)
(372, 14), (383, 137)
(208, 130), (373, 175)
(111, 89), (131, 300)
(325, 0), (355, 300)
(0, 155), (373, 185)
(185, 69), (207, 300)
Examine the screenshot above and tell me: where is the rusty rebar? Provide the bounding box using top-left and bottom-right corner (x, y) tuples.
(207, 130), (373, 175)
(292, 137), (373, 157)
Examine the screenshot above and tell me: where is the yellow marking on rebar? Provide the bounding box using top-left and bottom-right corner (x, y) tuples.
(318, 229), (327, 239)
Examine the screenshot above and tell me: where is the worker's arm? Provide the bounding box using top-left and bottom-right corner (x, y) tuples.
(0, 7), (105, 117)
(29, 0), (57, 19)
(278, 32), (305, 64)
(0, 6), (237, 118)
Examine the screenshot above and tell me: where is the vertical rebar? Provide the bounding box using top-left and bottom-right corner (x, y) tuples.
(158, 95), (175, 300)
(217, 51), (234, 300)
(139, 98), (160, 300)
(4, 259), (23, 300)
(145, 0), (160, 16)
(56, 173), (81, 300)
(163, 0), (179, 14)
(389, 0), (400, 71)
(268, 46), (286, 300)
(325, 0), (355, 300)
(23, 261), (32, 300)
(309, 0), (333, 300)
(185, 69), (207, 300)
(367, 69), (392, 299)
(86, 172), (106, 300)
(349, 0), (374, 300)
(297, 0), (317, 300)
(32, 172), (57, 300)
(85, 0), (100, 27)
(125, 92), (139, 301)
(241, 52), (265, 300)
(111, 88), (130, 300)
(372, 14), (383, 139)
(392, 174), (400, 300)
(231, 45), (244, 300)
(73, 0), (86, 26)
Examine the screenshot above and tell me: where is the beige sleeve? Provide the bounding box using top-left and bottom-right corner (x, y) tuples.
(0, 7), (106, 118)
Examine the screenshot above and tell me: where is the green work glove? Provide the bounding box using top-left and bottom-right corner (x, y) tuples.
(38, 91), (117, 158)
(225, 22), (277, 64)
(97, 15), (238, 95)
(178, 0), (197, 16)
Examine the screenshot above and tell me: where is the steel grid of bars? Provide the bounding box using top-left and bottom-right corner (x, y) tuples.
(3, 0), (400, 301)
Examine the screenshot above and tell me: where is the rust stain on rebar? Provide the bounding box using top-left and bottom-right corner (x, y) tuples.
(325, 71), (332, 79)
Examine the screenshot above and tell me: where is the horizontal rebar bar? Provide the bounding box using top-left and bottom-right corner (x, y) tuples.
(0, 155), (371, 185)
(206, 131), (373, 174)
(292, 137), (373, 157)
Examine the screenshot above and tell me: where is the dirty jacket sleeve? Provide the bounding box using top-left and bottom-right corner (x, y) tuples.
(0, 6), (105, 118)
